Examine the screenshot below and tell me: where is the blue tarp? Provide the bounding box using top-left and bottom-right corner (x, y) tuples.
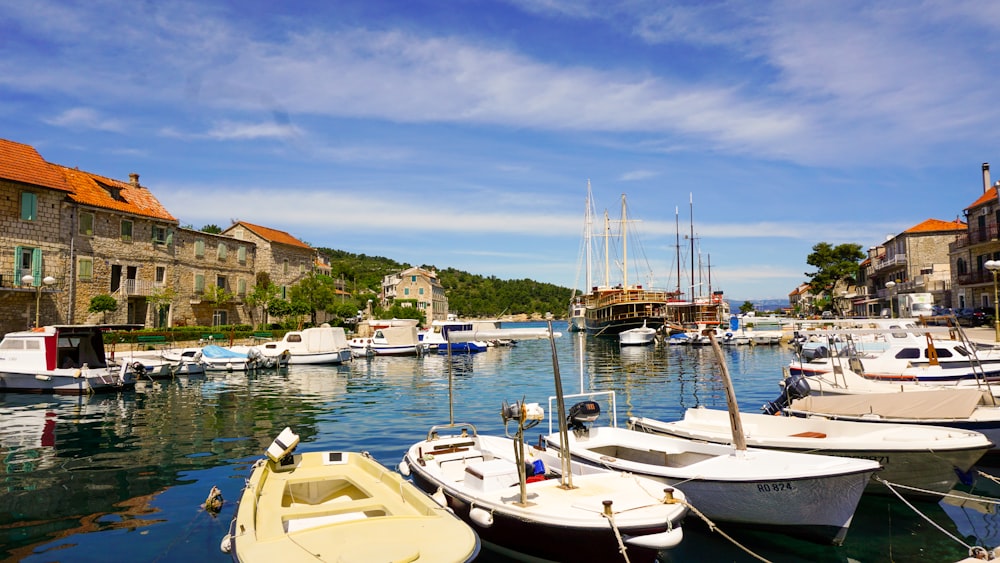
(200, 345), (248, 359)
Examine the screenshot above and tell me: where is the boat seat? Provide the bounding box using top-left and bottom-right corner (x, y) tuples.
(438, 455), (485, 482)
(789, 431), (827, 439)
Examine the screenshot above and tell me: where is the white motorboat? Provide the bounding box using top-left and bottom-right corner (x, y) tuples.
(629, 406), (992, 497)
(788, 322), (1000, 388)
(257, 324), (351, 365)
(399, 324), (686, 562)
(545, 331), (881, 546)
(349, 326), (422, 357)
(165, 345), (284, 372)
(222, 428), (479, 563)
(0, 325), (136, 394)
(400, 417), (687, 562)
(419, 319), (488, 353)
(544, 395), (879, 545)
(619, 320), (656, 346)
(780, 387), (1000, 456)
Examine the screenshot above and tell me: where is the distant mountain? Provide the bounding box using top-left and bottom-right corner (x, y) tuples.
(727, 298), (790, 313)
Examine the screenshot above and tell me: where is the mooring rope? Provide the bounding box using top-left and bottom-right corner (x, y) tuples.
(874, 476), (975, 552)
(601, 510), (632, 563)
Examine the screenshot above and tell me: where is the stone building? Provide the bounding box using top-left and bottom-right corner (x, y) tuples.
(0, 140), (75, 331)
(867, 218), (964, 312)
(381, 266), (448, 324)
(0, 137), (331, 334)
(950, 163), (1000, 310)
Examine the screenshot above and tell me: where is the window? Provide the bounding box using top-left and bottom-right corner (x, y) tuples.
(152, 225), (167, 244)
(299, 262), (304, 275)
(216, 275), (227, 290)
(155, 266), (166, 285)
(194, 240), (205, 257)
(20, 192), (37, 221)
(404, 288), (410, 296)
(237, 246), (247, 264)
(237, 278), (246, 296)
(217, 243), (227, 260)
(419, 288), (424, 295)
(283, 259), (289, 274)
(79, 212), (94, 236)
(894, 348), (920, 360)
(78, 257), (94, 280)
(411, 275), (417, 282)
(194, 273), (205, 293)
(281, 285), (287, 299)
(121, 220), (133, 242)
(15, 246), (41, 281)
(212, 310), (228, 326)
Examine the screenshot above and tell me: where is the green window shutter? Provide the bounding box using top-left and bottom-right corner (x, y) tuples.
(14, 246), (23, 280)
(31, 248), (42, 285)
(20, 193), (36, 220)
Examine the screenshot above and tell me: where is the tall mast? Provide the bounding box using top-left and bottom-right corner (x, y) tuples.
(585, 181), (593, 292)
(621, 194), (628, 290)
(603, 209), (610, 289)
(675, 206), (681, 297)
(689, 193), (695, 298)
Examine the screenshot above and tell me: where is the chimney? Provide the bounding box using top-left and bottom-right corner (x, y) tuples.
(983, 163), (991, 193)
(129, 173), (140, 187)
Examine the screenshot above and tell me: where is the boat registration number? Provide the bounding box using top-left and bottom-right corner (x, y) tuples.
(757, 482), (794, 493)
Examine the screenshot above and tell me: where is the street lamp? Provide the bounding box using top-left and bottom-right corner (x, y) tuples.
(21, 274), (56, 328)
(885, 281), (896, 318)
(986, 260), (1000, 342)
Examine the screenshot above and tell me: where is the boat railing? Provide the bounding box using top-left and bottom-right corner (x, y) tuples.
(547, 390), (616, 435)
(425, 422), (478, 442)
(588, 289), (670, 308)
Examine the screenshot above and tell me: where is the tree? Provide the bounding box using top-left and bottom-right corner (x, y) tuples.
(88, 294), (118, 323)
(201, 224), (222, 234)
(739, 301), (755, 315)
(805, 242), (864, 310)
(147, 286), (177, 328)
(244, 273), (280, 329)
(289, 273), (337, 326)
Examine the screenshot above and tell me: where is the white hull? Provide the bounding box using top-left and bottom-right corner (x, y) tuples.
(619, 321), (656, 346)
(258, 325), (352, 365)
(630, 408), (991, 496)
(546, 425), (877, 545)
(0, 325), (135, 394)
(401, 429), (686, 561)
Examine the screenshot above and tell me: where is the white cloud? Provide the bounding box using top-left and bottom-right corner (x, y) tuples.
(43, 107), (125, 132)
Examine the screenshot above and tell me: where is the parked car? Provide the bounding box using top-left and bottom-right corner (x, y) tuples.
(956, 308), (987, 327)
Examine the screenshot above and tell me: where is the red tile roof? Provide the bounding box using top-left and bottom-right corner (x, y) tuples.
(234, 221), (311, 249)
(0, 138), (72, 192)
(966, 187), (998, 210)
(56, 165), (177, 222)
(902, 218), (966, 234)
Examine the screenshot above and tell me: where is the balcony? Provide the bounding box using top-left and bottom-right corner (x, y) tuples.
(122, 279), (156, 296)
(957, 270), (994, 286)
(872, 253), (907, 272)
(951, 224), (998, 251)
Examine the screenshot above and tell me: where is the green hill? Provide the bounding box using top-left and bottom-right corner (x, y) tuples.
(319, 248), (573, 318)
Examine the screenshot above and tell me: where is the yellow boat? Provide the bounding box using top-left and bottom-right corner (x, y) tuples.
(223, 428), (479, 562)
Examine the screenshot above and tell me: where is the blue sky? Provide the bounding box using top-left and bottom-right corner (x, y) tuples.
(3, 1), (998, 302)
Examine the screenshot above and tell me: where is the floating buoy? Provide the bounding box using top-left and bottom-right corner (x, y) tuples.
(398, 460), (410, 476)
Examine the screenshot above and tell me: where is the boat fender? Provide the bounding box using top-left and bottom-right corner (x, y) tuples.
(469, 506), (493, 528)
(219, 534), (232, 554)
(73, 369), (83, 379)
(398, 460), (410, 476)
(431, 487), (447, 507)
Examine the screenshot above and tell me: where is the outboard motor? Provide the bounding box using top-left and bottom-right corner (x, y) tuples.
(761, 373), (811, 415)
(567, 400), (601, 436)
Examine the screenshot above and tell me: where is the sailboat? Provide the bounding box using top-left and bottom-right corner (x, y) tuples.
(543, 330), (880, 545)
(398, 324), (688, 562)
(567, 182), (595, 333)
(583, 193), (670, 338)
(664, 194), (728, 333)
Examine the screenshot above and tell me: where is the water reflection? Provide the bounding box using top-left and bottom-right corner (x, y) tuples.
(2, 331), (993, 562)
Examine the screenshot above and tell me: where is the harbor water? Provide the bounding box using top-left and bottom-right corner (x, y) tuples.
(2, 322), (998, 562)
